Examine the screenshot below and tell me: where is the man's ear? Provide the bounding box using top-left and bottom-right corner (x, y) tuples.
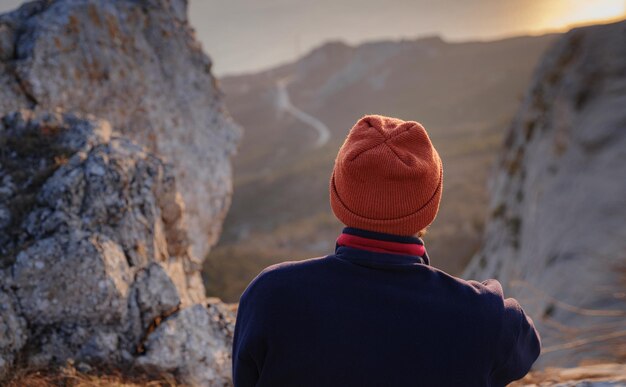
(416, 228), (428, 238)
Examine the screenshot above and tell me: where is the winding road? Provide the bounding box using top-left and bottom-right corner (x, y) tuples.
(276, 78), (330, 148)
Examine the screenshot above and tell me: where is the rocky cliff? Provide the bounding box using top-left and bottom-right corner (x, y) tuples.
(465, 20), (626, 367)
(0, 0), (241, 258)
(0, 0), (240, 385)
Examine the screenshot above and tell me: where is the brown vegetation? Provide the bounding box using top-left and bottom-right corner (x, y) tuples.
(511, 363), (626, 386)
(4, 362), (180, 387)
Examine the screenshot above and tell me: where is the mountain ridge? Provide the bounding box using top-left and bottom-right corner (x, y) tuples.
(219, 33), (559, 80)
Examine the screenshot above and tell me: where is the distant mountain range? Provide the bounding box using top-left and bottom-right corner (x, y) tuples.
(205, 33), (559, 302)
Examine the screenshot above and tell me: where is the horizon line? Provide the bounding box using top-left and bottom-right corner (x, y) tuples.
(216, 16), (625, 79)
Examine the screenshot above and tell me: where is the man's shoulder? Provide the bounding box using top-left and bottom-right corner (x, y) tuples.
(430, 267), (509, 310)
(262, 255), (329, 276)
(240, 255), (330, 302)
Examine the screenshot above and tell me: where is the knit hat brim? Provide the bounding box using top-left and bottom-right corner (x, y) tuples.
(329, 164), (443, 236)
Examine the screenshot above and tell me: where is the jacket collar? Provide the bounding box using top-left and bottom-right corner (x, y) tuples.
(334, 227), (430, 268)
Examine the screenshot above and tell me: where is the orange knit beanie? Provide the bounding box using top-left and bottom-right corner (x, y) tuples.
(330, 115), (443, 236)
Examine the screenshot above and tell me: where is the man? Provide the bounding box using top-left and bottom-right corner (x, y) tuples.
(233, 115), (540, 386)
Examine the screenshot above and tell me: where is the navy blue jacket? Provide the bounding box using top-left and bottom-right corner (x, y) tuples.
(233, 228), (541, 386)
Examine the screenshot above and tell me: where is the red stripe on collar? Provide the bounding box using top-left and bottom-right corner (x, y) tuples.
(336, 233), (425, 257)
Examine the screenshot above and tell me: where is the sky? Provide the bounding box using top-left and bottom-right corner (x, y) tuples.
(1, 0), (625, 76)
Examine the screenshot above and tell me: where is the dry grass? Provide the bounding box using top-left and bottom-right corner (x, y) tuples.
(7, 362), (625, 387)
(4, 362), (182, 387)
(510, 363), (626, 386)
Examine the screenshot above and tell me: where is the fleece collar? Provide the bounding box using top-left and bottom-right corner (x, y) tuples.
(334, 227), (430, 267)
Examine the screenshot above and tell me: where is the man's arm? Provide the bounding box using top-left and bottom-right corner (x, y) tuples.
(491, 294), (541, 385)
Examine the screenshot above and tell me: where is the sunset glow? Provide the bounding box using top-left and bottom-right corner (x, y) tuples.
(530, 0), (626, 32)
(1, 0), (625, 75)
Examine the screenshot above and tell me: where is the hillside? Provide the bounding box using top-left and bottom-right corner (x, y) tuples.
(206, 34), (558, 301)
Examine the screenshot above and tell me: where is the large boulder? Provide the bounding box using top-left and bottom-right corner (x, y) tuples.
(0, 0), (241, 383)
(0, 110), (234, 384)
(465, 21), (626, 367)
(0, 0), (241, 258)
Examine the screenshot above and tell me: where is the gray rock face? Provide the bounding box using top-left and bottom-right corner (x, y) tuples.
(0, 0), (241, 258)
(0, 110), (235, 384)
(0, 1), (240, 383)
(138, 300), (236, 386)
(13, 234), (131, 326)
(465, 21), (626, 367)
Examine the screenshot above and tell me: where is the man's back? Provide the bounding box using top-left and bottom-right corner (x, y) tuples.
(233, 116), (540, 386)
(233, 228), (540, 387)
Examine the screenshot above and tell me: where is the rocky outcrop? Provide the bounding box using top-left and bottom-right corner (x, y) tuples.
(0, 0), (241, 258)
(0, 110), (234, 384)
(0, 1), (240, 383)
(465, 21), (626, 367)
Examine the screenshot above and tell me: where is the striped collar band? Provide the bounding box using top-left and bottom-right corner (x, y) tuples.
(336, 227), (429, 264)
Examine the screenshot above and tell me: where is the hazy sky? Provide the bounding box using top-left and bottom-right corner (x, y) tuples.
(1, 0), (624, 76)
